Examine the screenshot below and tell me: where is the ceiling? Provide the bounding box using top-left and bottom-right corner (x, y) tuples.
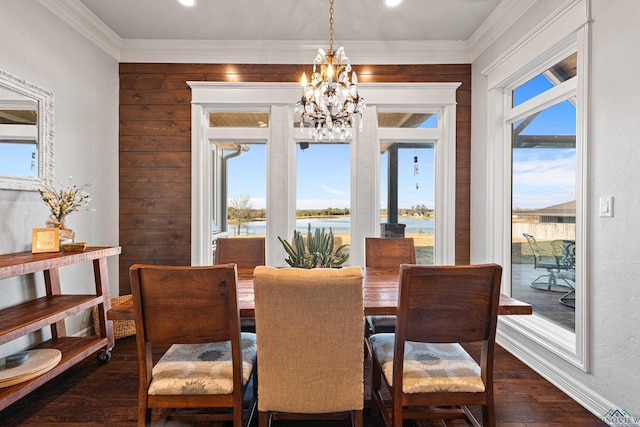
(76, 0), (502, 43)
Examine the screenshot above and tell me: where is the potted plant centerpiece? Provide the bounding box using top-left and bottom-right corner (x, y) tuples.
(278, 224), (349, 268)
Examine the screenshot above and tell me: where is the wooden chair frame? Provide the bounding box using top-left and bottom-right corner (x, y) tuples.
(365, 237), (416, 269)
(368, 264), (503, 427)
(215, 237), (266, 274)
(130, 264), (256, 427)
(364, 237), (416, 335)
(215, 237), (266, 332)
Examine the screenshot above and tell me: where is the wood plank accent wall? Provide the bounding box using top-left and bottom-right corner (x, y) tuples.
(119, 63), (471, 294)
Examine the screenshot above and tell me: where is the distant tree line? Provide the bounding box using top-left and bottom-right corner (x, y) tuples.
(228, 194), (433, 234)
(296, 207), (350, 217)
(381, 204), (434, 219)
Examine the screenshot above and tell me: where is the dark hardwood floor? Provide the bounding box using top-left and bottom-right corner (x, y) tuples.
(0, 336), (606, 426)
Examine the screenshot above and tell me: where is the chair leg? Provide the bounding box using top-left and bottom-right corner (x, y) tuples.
(258, 411), (270, 427)
(531, 270), (574, 292)
(370, 351), (382, 418)
(245, 400), (257, 427)
(559, 288), (575, 308)
(456, 405), (480, 427)
(558, 276), (575, 288)
(529, 273), (553, 290)
(481, 404), (496, 427)
(392, 403), (403, 427)
(138, 398), (150, 427)
(352, 409), (363, 427)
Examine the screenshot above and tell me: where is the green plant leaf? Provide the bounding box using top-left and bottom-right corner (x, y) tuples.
(278, 225), (350, 269)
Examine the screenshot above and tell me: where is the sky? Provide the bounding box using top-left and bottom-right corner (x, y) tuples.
(226, 131), (436, 211)
(0, 142), (38, 177)
(511, 74), (577, 210)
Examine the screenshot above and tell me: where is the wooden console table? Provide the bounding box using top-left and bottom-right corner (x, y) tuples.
(0, 246), (121, 411)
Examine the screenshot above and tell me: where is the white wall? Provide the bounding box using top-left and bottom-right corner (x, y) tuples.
(0, 1), (119, 350)
(471, 0), (640, 417)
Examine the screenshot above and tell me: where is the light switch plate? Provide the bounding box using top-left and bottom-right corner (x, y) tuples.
(599, 196), (613, 217)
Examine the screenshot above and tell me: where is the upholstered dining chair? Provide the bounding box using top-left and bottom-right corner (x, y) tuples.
(367, 264), (503, 427)
(364, 237), (416, 335)
(253, 266), (364, 427)
(215, 237), (266, 332)
(129, 264), (257, 427)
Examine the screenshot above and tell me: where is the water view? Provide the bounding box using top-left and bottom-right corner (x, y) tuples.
(232, 217), (434, 236)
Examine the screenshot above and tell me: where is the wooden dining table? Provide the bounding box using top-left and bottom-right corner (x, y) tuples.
(107, 267), (532, 321)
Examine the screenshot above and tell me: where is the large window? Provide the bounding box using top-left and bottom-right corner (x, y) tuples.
(219, 142), (266, 238)
(510, 53), (577, 332)
(296, 142), (350, 232)
(483, 16), (588, 368)
(379, 112), (436, 264)
(296, 142), (350, 264)
(380, 143), (435, 264)
(190, 82), (459, 268)
(205, 109), (269, 262)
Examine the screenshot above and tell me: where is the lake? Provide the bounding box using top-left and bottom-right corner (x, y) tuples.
(232, 217), (434, 236)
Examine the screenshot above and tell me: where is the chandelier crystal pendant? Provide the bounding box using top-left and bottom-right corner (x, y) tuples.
(296, 0), (366, 142)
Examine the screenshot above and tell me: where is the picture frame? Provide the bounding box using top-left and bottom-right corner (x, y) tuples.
(32, 228), (60, 253)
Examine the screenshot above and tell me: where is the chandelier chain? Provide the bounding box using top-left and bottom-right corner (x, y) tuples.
(329, 0), (334, 52)
(295, 0), (365, 142)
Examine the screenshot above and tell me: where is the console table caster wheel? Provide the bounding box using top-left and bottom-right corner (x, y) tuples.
(97, 350), (111, 364)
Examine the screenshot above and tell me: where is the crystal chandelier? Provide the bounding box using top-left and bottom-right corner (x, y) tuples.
(296, 0), (366, 142)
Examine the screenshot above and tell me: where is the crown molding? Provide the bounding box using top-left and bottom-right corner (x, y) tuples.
(119, 39), (471, 64)
(468, 0), (538, 61)
(38, 0), (122, 61)
(38, 0), (548, 65)
(481, 0), (587, 80)
(40, 0), (471, 65)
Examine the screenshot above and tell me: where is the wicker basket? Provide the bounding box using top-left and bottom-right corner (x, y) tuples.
(92, 294), (136, 340)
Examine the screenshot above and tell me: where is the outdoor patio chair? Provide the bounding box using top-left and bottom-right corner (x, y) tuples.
(554, 239), (576, 307)
(522, 233), (574, 292)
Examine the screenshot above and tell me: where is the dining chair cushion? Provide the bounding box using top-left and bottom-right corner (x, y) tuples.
(369, 334), (485, 394)
(148, 333), (257, 395)
(368, 315), (396, 327)
(240, 317), (256, 332)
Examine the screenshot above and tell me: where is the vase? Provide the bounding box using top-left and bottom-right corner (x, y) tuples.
(45, 215), (75, 244)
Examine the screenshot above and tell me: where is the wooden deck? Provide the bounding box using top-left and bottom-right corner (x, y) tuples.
(0, 336), (606, 426)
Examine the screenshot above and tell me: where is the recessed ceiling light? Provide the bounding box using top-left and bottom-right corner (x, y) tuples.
(178, 0), (196, 6)
(385, 0), (401, 7)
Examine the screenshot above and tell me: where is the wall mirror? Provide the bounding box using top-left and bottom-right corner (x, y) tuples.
(0, 69), (54, 191)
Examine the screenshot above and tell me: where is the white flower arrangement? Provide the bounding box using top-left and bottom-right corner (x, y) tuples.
(38, 177), (92, 225)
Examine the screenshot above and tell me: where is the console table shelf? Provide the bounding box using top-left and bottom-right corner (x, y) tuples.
(0, 246), (120, 412)
(0, 295), (103, 343)
(0, 336), (106, 409)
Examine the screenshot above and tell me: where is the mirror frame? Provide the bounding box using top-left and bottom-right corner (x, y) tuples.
(0, 68), (54, 191)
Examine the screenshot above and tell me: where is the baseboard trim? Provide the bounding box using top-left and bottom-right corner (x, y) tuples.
(497, 327), (615, 422)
